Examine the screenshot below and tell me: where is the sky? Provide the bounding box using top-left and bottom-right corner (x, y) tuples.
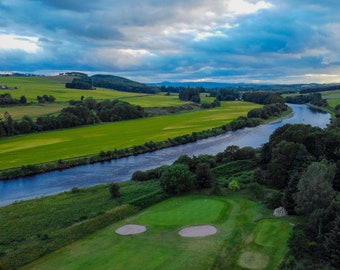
(0, 0), (340, 84)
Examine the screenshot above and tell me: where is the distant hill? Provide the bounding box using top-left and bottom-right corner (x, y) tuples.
(148, 81), (240, 89)
(149, 81), (301, 93)
(91, 74), (159, 94)
(150, 81), (340, 93)
(65, 74), (159, 94)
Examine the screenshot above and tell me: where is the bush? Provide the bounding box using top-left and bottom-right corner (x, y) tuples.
(71, 187), (80, 193)
(228, 180), (240, 191)
(131, 170), (149, 181)
(109, 183), (120, 198)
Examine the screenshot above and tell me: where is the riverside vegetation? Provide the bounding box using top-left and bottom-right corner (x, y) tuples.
(0, 75), (339, 269)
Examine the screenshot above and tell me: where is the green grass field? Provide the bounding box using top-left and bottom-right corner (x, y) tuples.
(322, 90), (340, 108)
(0, 103), (67, 120)
(0, 76), (184, 107)
(0, 101), (260, 170)
(0, 76), (190, 121)
(21, 195), (292, 270)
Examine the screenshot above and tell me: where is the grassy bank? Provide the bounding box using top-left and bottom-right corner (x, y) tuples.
(0, 101), (260, 171)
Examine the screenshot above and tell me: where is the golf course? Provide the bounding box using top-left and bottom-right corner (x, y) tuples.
(21, 195), (292, 270)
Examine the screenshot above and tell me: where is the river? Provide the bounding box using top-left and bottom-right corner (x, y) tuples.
(0, 104), (331, 206)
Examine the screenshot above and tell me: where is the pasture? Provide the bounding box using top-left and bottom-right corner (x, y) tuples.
(21, 195), (292, 270)
(0, 103), (66, 120)
(0, 101), (260, 170)
(0, 76), (183, 107)
(322, 89), (340, 108)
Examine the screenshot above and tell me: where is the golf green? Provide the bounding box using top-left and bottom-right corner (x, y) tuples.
(20, 195), (291, 270)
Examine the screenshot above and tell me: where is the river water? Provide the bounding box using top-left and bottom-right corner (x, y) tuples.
(0, 104), (331, 206)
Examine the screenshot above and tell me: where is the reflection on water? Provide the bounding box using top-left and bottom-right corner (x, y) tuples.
(0, 104), (330, 206)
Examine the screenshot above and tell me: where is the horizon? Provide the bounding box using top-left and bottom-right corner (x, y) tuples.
(1, 1), (340, 84)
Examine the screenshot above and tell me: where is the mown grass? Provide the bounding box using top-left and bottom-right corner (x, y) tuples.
(20, 194), (292, 270)
(0, 101), (260, 170)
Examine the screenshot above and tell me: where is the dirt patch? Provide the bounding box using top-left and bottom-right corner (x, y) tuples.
(237, 251), (269, 270)
(178, 225), (217, 237)
(115, 224), (146, 235)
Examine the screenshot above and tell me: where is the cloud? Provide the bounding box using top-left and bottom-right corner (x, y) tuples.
(0, 0), (339, 83)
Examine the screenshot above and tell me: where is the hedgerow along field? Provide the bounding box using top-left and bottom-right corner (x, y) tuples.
(21, 195), (292, 270)
(0, 101), (260, 170)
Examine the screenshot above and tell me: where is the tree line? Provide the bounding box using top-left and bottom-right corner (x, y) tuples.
(285, 93), (328, 107)
(161, 86), (240, 103)
(0, 98), (144, 137)
(254, 122), (340, 269)
(0, 93), (27, 105)
(242, 91), (285, 104)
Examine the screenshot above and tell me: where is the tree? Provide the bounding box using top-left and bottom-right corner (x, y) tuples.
(109, 183), (120, 198)
(294, 160), (336, 215)
(267, 141), (311, 189)
(159, 164), (193, 194)
(322, 215), (340, 268)
(19, 95), (27, 104)
(194, 163), (214, 189)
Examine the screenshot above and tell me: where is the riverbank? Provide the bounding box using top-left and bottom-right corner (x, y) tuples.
(0, 104), (331, 207)
(0, 115), (263, 180)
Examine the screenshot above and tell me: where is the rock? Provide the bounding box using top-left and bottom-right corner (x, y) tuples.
(273, 206), (287, 217)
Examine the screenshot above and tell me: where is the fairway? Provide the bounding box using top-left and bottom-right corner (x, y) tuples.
(21, 195), (292, 270)
(0, 101), (260, 170)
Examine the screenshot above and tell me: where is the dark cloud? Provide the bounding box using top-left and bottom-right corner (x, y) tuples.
(0, 0), (339, 83)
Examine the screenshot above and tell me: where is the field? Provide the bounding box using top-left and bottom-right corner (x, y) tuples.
(21, 195), (292, 270)
(321, 90), (340, 108)
(0, 76), (185, 119)
(0, 101), (260, 170)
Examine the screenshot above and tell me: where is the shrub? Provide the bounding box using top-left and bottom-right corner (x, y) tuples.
(71, 187), (80, 193)
(131, 170), (149, 181)
(228, 180), (240, 191)
(109, 183), (120, 198)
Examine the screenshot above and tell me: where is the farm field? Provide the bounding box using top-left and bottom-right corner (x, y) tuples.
(0, 103), (67, 120)
(21, 195), (292, 270)
(0, 76), (183, 107)
(322, 90), (340, 108)
(0, 101), (260, 170)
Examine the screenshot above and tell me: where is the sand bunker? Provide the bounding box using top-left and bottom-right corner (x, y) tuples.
(115, 224), (146, 235)
(178, 225), (217, 237)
